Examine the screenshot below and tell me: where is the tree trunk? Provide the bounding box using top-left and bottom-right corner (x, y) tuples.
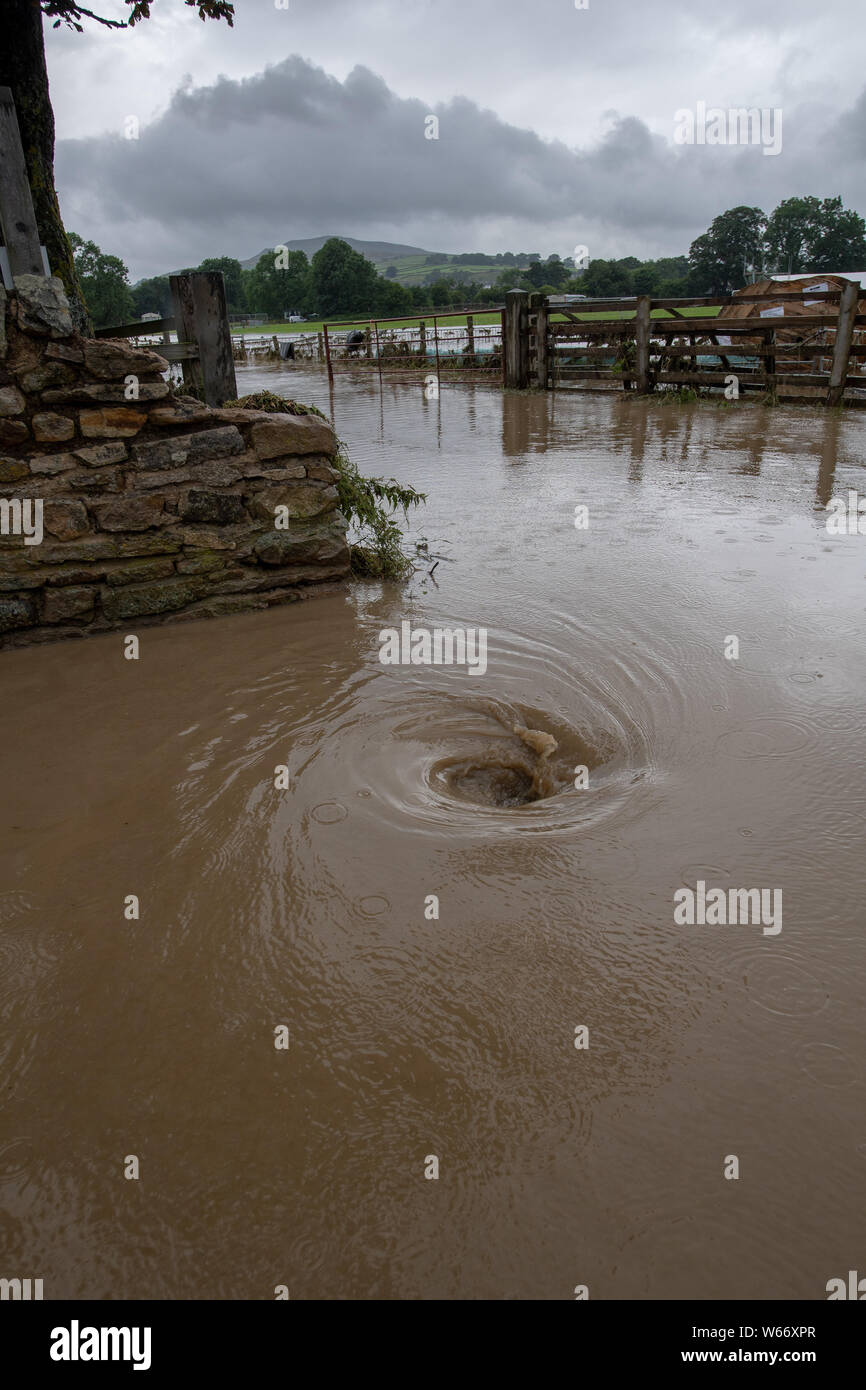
(1, 0), (91, 331)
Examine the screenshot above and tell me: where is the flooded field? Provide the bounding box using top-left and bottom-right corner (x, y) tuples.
(2, 365), (865, 1299)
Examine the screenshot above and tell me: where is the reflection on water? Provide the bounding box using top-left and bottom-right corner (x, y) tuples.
(1, 363), (865, 1299)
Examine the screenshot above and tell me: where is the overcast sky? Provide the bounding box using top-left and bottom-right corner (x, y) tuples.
(46, 0), (866, 281)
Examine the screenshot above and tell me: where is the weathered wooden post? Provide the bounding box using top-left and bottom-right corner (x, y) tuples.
(635, 295), (651, 393)
(432, 314), (441, 385)
(323, 325), (334, 381)
(827, 280), (859, 406)
(0, 87), (45, 277)
(535, 296), (549, 389)
(418, 319), (427, 361)
(764, 326), (776, 397)
(504, 289), (530, 388)
(317, 331), (324, 364)
(169, 271), (237, 406)
(466, 313), (475, 363)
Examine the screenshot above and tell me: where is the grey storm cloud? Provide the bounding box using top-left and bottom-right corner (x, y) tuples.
(54, 54), (866, 279)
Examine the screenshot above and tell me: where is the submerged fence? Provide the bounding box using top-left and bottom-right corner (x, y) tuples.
(503, 285), (866, 406)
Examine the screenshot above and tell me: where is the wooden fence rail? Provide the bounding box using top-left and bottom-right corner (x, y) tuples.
(504, 285), (866, 406)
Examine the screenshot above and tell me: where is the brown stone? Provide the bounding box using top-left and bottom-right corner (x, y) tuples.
(0, 596), (36, 632)
(29, 533), (181, 565)
(249, 483), (339, 522)
(79, 408), (148, 438)
(0, 457), (28, 482)
(240, 454), (306, 480)
(18, 363), (76, 394)
(83, 339), (170, 379)
(250, 413), (337, 460)
(306, 459), (340, 482)
(74, 442), (128, 467)
(0, 385), (26, 416)
(0, 419), (28, 446)
(175, 550), (225, 575)
(130, 426), (244, 471)
(136, 468), (192, 489)
(179, 491), (247, 525)
(42, 586), (96, 623)
(42, 381), (170, 404)
(44, 500), (90, 541)
(92, 496), (166, 531)
(29, 452), (78, 475)
(148, 401), (214, 427)
(32, 412), (75, 443)
(100, 574), (209, 621)
(45, 341), (85, 364)
(253, 520), (349, 568)
(102, 557), (177, 586)
(13, 276), (74, 337)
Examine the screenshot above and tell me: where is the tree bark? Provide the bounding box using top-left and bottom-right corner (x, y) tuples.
(1, 0), (91, 331)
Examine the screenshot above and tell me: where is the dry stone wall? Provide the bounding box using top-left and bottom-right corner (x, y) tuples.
(0, 276), (349, 649)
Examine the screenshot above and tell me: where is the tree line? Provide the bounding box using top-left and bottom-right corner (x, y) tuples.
(72, 195), (866, 330)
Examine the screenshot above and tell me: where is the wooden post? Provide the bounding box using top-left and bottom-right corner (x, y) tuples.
(317, 331), (324, 364)
(0, 87), (45, 277)
(323, 324), (334, 383)
(504, 289), (530, 388)
(764, 327), (776, 396)
(635, 295), (651, 393)
(169, 271), (237, 406)
(535, 296), (549, 389)
(827, 280), (859, 406)
(373, 319), (383, 382)
(365, 326), (372, 359)
(433, 314), (440, 386)
(466, 313), (475, 363)
(500, 309), (507, 387)
(418, 319), (426, 361)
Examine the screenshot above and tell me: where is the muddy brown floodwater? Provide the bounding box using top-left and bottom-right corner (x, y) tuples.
(2, 365), (865, 1300)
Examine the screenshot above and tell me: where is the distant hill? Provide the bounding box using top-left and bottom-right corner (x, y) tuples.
(240, 236), (430, 270)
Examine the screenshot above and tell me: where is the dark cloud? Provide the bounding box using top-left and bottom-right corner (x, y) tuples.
(54, 54), (866, 279)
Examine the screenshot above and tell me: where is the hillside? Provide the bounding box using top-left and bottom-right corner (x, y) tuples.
(240, 236), (429, 270)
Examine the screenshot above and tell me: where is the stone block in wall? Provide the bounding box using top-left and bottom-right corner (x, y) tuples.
(13, 276), (74, 338)
(30, 452), (77, 474)
(43, 381), (170, 405)
(32, 413), (75, 443)
(250, 414), (337, 460)
(44, 500), (90, 541)
(237, 452), (306, 480)
(18, 363), (78, 394)
(0, 420), (28, 446)
(10, 467), (123, 498)
(45, 342), (84, 365)
(0, 386), (26, 416)
(130, 426), (245, 471)
(42, 586), (96, 624)
(79, 407), (148, 438)
(83, 340), (170, 379)
(148, 402), (213, 427)
(0, 596), (37, 632)
(91, 496), (168, 531)
(175, 551), (226, 575)
(180, 491), (248, 525)
(136, 468), (193, 489)
(102, 557), (177, 587)
(101, 574), (210, 621)
(253, 519), (350, 568)
(249, 483), (339, 522)
(306, 458), (340, 482)
(75, 442), (128, 467)
(0, 457), (28, 482)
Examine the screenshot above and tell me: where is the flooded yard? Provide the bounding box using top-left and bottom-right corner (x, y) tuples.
(2, 366), (864, 1299)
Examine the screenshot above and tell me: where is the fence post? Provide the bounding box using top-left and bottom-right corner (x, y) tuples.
(827, 280), (859, 406)
(764, 327), (776, 396)
(535, 296), (549, 389)
(635, 295), (651, 393)
(504, 289), (530, 388)
(419, 320), (426, 360)
(323, 324), (333, 383)
(466, 313), (475, 363)
(317, 331), (324, 364)
(0, 87), (45, 277)
(169, 271), (237, 406)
